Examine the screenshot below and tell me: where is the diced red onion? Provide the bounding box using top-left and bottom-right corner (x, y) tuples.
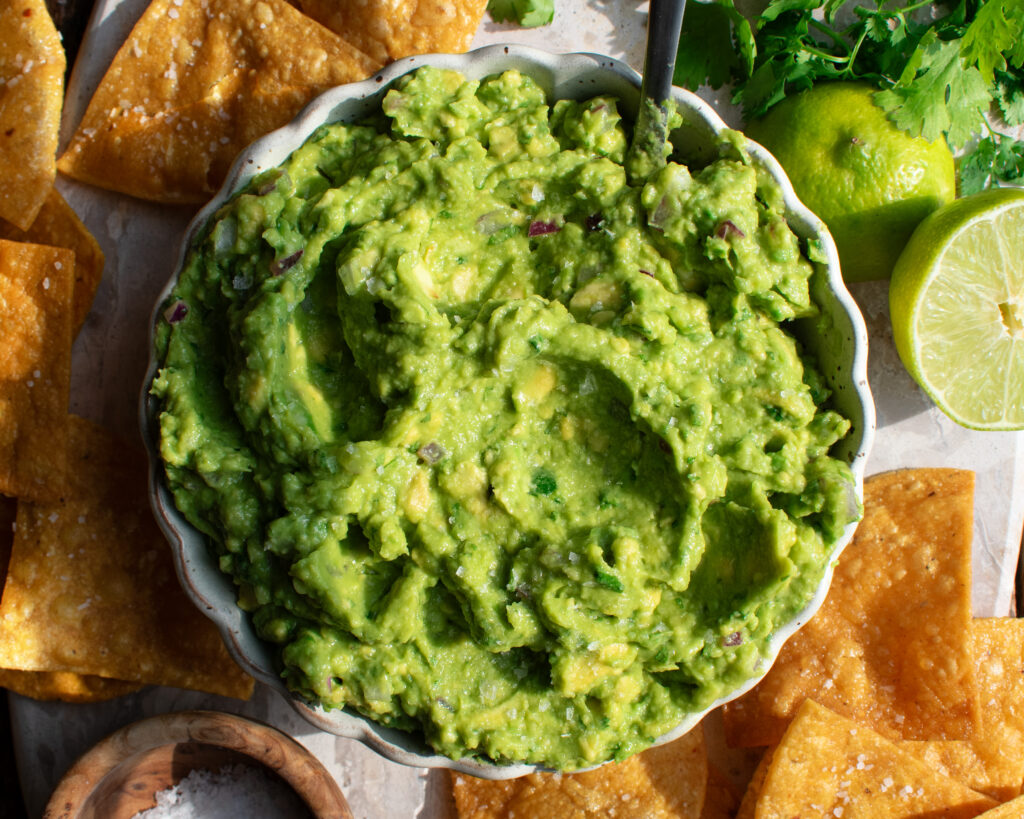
(476, 210), (514, 235)
(528, 220), (560, 237)
(416, 441), (446, 464)
(163, 300), (188, 324)
(722, 631), (743, 647)
(271, 249), (303, 276)
(257, 169), (289, 196)
(649, 197), (672, 231)
(715, 220), (745, 240)
(639, 269), (654, 278)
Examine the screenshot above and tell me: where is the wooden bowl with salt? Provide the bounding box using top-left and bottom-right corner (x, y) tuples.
(42, 710), (352, 819)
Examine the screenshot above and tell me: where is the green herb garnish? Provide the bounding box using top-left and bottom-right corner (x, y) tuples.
(676, 0), (1024, 193)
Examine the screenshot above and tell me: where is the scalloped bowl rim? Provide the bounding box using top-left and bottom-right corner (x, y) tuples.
(140, 44), (875, 779)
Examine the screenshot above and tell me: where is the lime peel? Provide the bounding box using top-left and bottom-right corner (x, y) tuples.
(746, 82), (955, 283)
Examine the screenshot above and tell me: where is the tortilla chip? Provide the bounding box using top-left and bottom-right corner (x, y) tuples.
(734, 749), (770, 819)
(901, 617), (1024, 801)
(56, 0), (381, 204)
(451, 726), (708, 818)
(0, 239), (72, 502)
(0, 0), (65, 231)
(0, 188), (104, 336)
(292, 0), (487, 64)
(700, 763), (739, 819)
(754, 700), (996, 817)
(0, 669), (141, 703)
(722, 468), (978, 746)
(975, 794), (1024, 817)
(0, 415), (253, 700)
(0, 494), (13, 579)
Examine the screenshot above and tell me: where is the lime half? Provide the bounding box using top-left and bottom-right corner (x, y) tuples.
(889, 188), (1024, 430)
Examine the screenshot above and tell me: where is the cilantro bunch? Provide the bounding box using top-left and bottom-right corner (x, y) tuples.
(674, 0), (1024, 193)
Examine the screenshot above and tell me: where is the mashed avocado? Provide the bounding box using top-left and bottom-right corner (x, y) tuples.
(152, 66), (858, 770)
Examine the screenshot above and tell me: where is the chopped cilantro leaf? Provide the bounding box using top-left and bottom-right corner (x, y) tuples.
(595, 570), (624, 592)
(530, 468), (558, 496)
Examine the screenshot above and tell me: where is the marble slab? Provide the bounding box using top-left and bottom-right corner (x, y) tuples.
(11, 1), (1024, 817)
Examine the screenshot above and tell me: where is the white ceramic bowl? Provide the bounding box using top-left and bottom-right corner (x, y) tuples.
(140, 44), (875, 778)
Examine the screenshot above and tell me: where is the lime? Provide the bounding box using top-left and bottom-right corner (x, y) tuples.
(889, 187), (1024, 430)
(746, 82), (955, 282)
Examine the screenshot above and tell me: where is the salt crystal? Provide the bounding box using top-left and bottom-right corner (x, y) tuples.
(132, 764), (311, 819)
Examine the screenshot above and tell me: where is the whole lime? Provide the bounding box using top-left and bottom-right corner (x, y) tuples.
(746, 82), (955, 282)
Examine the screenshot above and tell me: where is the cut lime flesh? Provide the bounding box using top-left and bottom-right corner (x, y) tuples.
(892, 190), (1024, 431)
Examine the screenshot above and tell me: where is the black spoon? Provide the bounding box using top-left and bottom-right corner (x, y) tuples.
(626, 0), (687, 184)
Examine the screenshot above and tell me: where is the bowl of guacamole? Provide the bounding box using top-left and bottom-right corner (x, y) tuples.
(142, 45), (874, 775)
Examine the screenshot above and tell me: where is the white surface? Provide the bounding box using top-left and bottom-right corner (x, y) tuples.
(11, 1), (1024, 817)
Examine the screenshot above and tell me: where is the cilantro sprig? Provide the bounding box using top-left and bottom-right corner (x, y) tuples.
(487, 0), (554, 28)
(675, 0), (1024, 194)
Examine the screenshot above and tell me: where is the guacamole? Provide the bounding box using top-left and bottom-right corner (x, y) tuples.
(152, 66), (858, 770)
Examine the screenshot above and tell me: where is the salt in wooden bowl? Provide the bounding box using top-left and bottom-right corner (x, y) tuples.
(42, 710), (352, 819)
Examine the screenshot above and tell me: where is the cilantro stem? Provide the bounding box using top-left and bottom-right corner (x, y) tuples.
(896, 0), (938, 15)
(798, 35), (853, 65)
(843, 26), (871, 76)
(808, 19), (850, 54)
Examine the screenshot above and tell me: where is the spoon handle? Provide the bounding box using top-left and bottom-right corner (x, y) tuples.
(641, 0), (687, 107)
(627, 0), (687, 183)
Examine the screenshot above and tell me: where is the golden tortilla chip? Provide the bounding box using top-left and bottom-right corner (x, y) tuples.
(292, 0), (487, 64)
(0, 415), (253, 700)
(0, 494), (13, 577)
(734, 749), (770, 819)
(56, 0), (381, 204)
(0, 669), (141, 703)
(451, 726), (708, 818)
(0, 0), (65, 230)
(975, 794), (1024, 817)
(901, 617), (1024, 801)
(723, 468), (978, 746)
(0, 188), (104, 336)
(0, 239), (72, 502)
(754, 700), (996, 817)
(700, 763), (739, 819)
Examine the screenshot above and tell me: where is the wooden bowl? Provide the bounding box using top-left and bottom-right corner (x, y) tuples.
(42, 710), (353, 819)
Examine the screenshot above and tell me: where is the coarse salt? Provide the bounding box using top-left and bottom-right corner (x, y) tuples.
(131, 764), (311, 819)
